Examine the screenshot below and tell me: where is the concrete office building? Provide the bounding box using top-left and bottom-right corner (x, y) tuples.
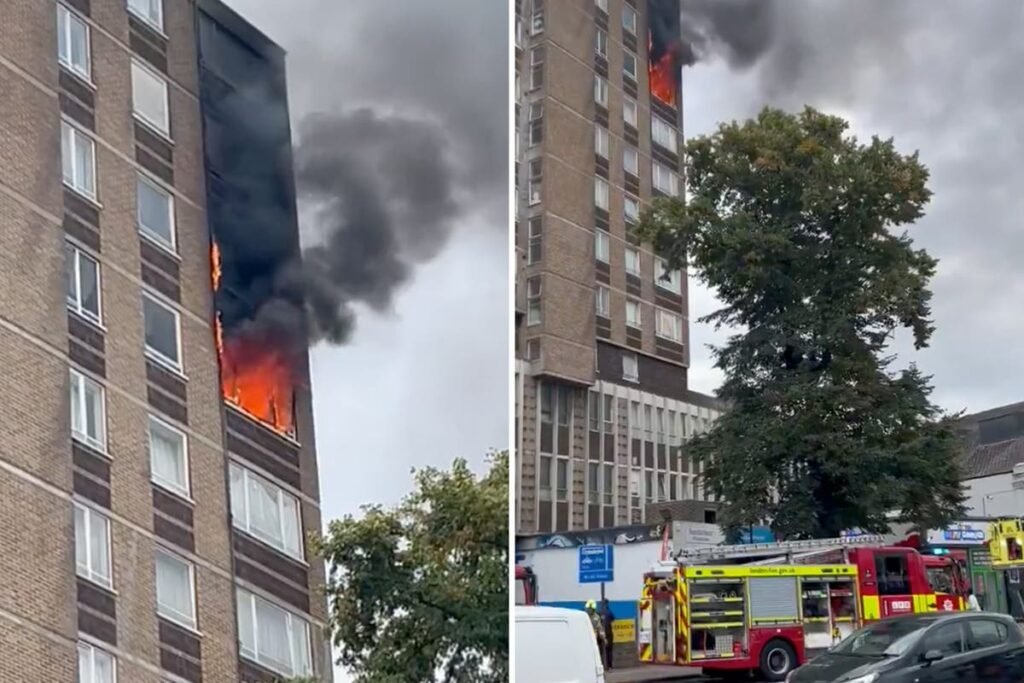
(513, 0), (725, 534)
(0, 0), (331, 680)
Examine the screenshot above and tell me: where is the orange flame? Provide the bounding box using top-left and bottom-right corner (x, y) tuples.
(648, 35), (678, 107)
(210, 242), (295, 436)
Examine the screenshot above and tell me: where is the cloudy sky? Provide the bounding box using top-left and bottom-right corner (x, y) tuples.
(225, 0), (507, 679)
(681, 0), (1024, 416)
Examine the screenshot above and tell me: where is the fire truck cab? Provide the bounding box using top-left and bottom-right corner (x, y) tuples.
(638, 535), (968, 681)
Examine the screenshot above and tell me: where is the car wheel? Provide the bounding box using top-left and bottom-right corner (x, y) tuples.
(759, 639), (797, 682)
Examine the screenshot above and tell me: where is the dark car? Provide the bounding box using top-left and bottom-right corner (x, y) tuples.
(787, 612), (1024, 683)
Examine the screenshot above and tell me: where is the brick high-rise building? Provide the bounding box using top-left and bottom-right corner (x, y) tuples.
(514, 0), (725, 534)
(0, 1), (332, 681)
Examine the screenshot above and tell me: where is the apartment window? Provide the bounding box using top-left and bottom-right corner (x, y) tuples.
(540, 384), (553, 425)
(65, 243), (101, 324)
(625, 195), (640, 225)
(645, 471), (654, 503)
(78, 643), (115, 683)
(626, 300), (642, 328)
(588, 463), (600, 504)
(525, 338), (541, 361)
(623, 51), (638, 81)
(596, 28), (608, 57)
(595, 230), (610, 263)
(539, 455), (552, 501)
(527, 158), (542, 205)
(644, 404), (654, 439)
(653, 163), (680, 196)
(57, 4), (91, 80)
(658, 473), (668, 501)
(143, 293), (181, 371)
(557, 385), (573, 427)
(655, 257), (683, 294)
(556, 459), (568, 501)
(155, 549), (196, 629)
(594, 75), (608, 107)
(652, 115), (679, 153)
(596, 285), (610, 317)
(625, 247), (641, 276)
(75, 503), (111, 588)
(527, 216), (542, 264)
(230, 462), (304, 560)
(603, 394), (614, 432)
(131, 60), (169, 136)
(603, 464), (614, 505)
(596, 0), (608, 11)
(526, 276), (542, 325)
(594, 125), (609, 159)
(128, 0), (164, 31)
(656, 309), (684, 343)
(531, 0), (545, 34)
(623, 97), (638, 128)
(594, 177), (609, 211)
(528, 102), (543, 146)
(61, 121), (96, 198)
(530, 46), (545, 90)
(622, 5), (638, 34)
(624, 146), (639, 176)
(670, 475), (678, 500)
(237, 588), (312, 678)
(149, 416), (189, 497)
(137, 175), (176, 250)
(623, 352), (639, 382)
(70, 368), (106, 451)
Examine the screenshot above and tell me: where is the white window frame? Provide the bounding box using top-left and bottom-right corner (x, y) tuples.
(527, 158), (542, 206)
(155, 548), (197, 630)
(594, 177), (609, 211)
(656, 309), (684, 343)
(623, 51), (638, 81)
(596, 286), (610, 317)
(142, 292), (182, 373)
(622, 5), (638, 34)
(230, 462), (305, 561)
(137, 173), (177, 252)
(652, 115), (679, 153)
(653, 162), (680, 196)
(236, 587), (313, 678)
(127, 0), (165, 33)
(148, 415), (190, 498)
(624, 146), (639, 176)
(594, 231), (610, 263)
(70, 368), (106, 452)
(623, 353), (639, 382)
(78, 642), (116, 683)
(75, 502), (112, 589)
(61, 120), (96, 200)
(594, 125), (609, 159)
(625, 246), (641, 276)
(594, 75), (608, 107)
(626, 300), (642, 329)
(57, 4), (91, 81)
(624, 195), (640, 224)
(655, 257), (683, 294)
(131, 59), (170, 137)
(623, 97), (638, 128)
(596, 0), (608, 11)
(66, 242), (102, 325)
(596, 28), (608, 57)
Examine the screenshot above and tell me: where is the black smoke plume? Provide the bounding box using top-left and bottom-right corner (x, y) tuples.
(676, 0), (778, 68)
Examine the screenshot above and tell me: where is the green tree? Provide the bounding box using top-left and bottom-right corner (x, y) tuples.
(313, 452), (508, 682)
(638, 106), (965, 539)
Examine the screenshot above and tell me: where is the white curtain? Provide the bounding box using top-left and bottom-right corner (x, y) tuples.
(89, 512), (110, 585)
(229, 463), (245, 523)
(255, 596), (292, 670)
(74, 505), (88, 575)
(237, 589), (256, 658)
(248, 475), (282, 545)
(70, 378), (83, 437)
(281, 495), (301, 557)
(93, 649), (114, 683)
(156, 552), (193, 626)
(150, 422), (183, 491)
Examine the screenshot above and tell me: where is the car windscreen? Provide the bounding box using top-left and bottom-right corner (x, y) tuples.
(830, 619), (934, 657)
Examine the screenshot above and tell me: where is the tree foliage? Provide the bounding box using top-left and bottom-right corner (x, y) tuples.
(638, 106), (965, 539)
(313, 452), (508, 682)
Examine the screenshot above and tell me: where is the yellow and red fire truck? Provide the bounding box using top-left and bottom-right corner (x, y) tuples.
(638, 535), (968, 681)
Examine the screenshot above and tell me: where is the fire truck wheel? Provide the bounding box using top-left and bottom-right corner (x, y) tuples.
(759, 639), (796, 682)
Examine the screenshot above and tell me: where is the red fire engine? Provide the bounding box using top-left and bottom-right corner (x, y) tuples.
(515, 565), (538, 606)
(638, 535), (968, 681)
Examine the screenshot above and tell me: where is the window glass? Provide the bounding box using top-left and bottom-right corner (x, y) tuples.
(70, 369), (106, 449)
(143, 294), (180, 369)
(229, 463), (304, 559)
(65, 244), (101, 323)
(923, 622), (964, 656)
(131, 61), (170, 134)
(150, 417), (188, 495)
(58, 5), (91, 79)
(128, 0), (164, 30)
(967, 620), (1008, 649)
(78, 643), (115, 683)
(236, 588), (312, 677)
(61, 122), (95, 198)
(75, 503), (111, 588)
(155, 550), (195, 628)
(137, 176), (175, 249)
(595, 231), (610, 262)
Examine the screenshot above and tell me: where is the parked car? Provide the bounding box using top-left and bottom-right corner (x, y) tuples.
(787, 612), (1024, 683)
(515, 606), (605, 683)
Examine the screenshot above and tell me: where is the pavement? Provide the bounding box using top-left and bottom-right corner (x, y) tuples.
(605, 665), (704, 682)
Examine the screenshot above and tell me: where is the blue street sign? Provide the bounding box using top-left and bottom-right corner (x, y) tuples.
(578, 544), (614, 584)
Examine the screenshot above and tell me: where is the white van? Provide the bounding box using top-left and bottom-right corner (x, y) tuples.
(515, 606), (606, 683)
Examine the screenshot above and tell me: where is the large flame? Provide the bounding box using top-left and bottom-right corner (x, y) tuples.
(211, 242), (295, 436)
(648, 35), (679, 107)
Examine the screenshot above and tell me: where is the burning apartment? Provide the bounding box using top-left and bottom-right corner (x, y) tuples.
(514, 0), (725, 535)
(0, 0), (331, 680)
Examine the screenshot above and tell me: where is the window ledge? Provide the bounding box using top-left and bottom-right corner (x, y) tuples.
(145, 350), (188, 382)
(77, 573), (117, 596)
(239, 653), (310, 682)
(233, 526), (308, 568)
(133, 113), (175, 147)
(67, 305), (107, 334)
(138, 227), (180, 261)
(72, 434), (110, 460)
(152, 479), (195, 506)
(58, 63), (96, 91)
(158, 613), (203, 638)
(62, 181), (102, 210)
(128, 9), (169, 40)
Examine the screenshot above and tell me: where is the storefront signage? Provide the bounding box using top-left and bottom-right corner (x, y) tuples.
(926, 522), (987, 545)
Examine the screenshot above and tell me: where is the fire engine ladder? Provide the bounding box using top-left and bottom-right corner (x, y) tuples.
(672, 535), (887, 565)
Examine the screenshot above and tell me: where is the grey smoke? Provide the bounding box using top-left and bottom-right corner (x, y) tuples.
(679, 0), (778, 68)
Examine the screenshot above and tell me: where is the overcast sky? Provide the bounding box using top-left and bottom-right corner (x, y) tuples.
(682, 0), (1024, 417)
(225, 0), (507, 680)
